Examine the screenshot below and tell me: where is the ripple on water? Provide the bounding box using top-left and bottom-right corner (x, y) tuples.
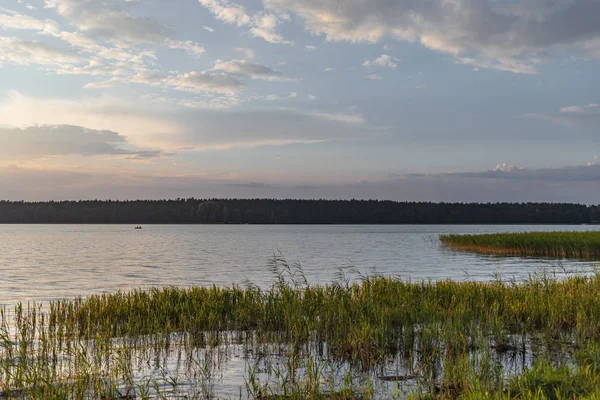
(1, 224), (599, 304)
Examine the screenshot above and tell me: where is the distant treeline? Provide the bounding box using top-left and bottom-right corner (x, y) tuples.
(0, 199), (599, 224)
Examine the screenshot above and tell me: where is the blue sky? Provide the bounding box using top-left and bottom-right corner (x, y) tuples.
(0, 0), (599, 201)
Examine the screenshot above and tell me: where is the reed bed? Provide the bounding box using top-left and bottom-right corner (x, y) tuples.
(4, 262), (600, 398)
(439, 231), (600, 260)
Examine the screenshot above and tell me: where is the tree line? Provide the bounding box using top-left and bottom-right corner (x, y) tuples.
(0, 199), (599, 224)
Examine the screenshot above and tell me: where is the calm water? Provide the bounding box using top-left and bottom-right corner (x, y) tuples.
(1, 224), (599, 305)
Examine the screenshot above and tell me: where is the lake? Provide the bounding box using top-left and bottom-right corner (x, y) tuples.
(1, 224), (599, 305)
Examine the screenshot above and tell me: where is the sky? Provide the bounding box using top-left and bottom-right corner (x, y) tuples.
(0, 0), (599, 202)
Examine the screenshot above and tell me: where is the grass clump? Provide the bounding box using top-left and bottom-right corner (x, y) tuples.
(6, 260), (600, 398)
(440, 231), (600, 260)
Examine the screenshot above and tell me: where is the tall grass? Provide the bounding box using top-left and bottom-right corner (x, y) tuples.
(4, 263), (600, 397)
(440, 231), (600, 259)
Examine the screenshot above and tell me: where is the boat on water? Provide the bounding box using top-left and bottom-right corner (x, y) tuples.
(134, 226), (142, 230)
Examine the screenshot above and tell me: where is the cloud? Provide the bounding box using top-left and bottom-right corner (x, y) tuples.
(250, 12), (290, 44)
(528, 103), (600, 128)
(362, 54), (398, 69)
(0, 124), (169, 160)
(4, 163), (600, 202)
(164, 39), (205, 57)
(213, 59), (291, 81)
(142, 93), (242, 110)
(0, 7), (57, 32)
(2, 1), (205, 57)
(52, 0), (167, 44)
(198, 0), (251, 26)
(264, 0), (600, 73)
(88, 57), (288, 92)
(251, 92), (298, 101)
(199, 0), (290, 44)
(88, 68), (248, 94)
(0, 4), (204, 89)
(0, 91), (182, 150)
(293, 109), (364, 125)
(0, 32), (155, 78)
(166, 107), (369, 149)
(492, 162), (520, 173)
(0, 92), (372, 151)
(365, 72), (382, 80)
(0, 36), (80, 66)
(160, 71), (244, 93)
(235, 47), (255, 59)
(451, 163), (600, 183)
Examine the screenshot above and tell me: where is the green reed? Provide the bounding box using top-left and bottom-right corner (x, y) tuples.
(5, 263), (600, 398)
(440, 231), (600, 260)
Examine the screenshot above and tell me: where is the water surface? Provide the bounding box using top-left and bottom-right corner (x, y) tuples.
(1, 224), (598, 304)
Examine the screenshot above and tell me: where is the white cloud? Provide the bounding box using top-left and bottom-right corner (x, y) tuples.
(143, 93), (242, 110)
(85, 58), (292, 94)
(0, 36), (80, 66)
(293, 109), (364, 125)
(251, 91), (298, 101)
(235, 47), (255, 59)
(53, 0), (165, 43)
(88, 70), (244, 94)
(0, 91), (181, 150)
(560, 104), (600, 114)
(365, 72), (382, 80)
(493, 162), (521, 172)
(203, 25), (214, 32)
(250, 12), (290, 44)
(198, 0), (251, 26)
(0, 92), (372, 151)
(0, 4), (204, 85)
(528, 103), (600, 128)
(0, 5), (204, 57)
(47, 0), (205, 57)
(0, 8), (57, 33)
(199, 0), (290, 44)
(0, 124), (168, 160)
(264, 0), (600, 73)
(454, 163), (600, 184)
(214, 59), (291, 81)
(161, 71), (244, 93)
(165, 39), (205, 57)
(362, 54), (398, 69)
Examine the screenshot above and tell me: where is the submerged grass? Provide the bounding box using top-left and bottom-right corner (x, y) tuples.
(4, 261), (600, 398)
(439, 231), (600, 260)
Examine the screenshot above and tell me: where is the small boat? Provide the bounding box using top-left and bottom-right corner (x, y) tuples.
(134, 226), (142, 230)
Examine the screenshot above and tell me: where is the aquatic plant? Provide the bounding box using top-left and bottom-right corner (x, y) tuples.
(4, 263), (600, 398)
(440, 231), (600, 260)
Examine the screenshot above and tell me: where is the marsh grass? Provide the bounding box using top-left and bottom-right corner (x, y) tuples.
(4, 260), (600, 398)
(440, 231), (600, 260)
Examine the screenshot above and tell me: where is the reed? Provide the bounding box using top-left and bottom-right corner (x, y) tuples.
(440, 231), (600, 259)
(4, 263), (600, 398)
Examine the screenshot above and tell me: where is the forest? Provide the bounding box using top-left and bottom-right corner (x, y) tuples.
(0, 199), (599, 224)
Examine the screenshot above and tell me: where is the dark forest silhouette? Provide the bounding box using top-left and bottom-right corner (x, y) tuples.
(0, 199), (599, 224)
